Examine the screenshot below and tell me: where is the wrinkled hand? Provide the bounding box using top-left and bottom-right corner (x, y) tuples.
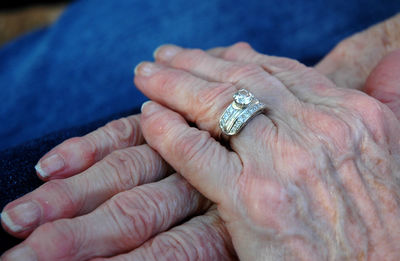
(1, 115), (235, 260)
(315, 13), (400, 119)
(315, 13), (400, 90)
(3, 16), (400, 259)
(136, 43), (400, 260)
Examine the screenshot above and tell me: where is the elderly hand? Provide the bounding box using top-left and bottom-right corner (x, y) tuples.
(315, 13), (400, 91)
(3, 32), (400, 260)
(136, 43), (400, 260)
(1, 115), (235, 260)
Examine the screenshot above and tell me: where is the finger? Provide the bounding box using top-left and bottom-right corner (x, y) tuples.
(141, 101), (241, 205)
(152, 44), (300, 116)
(203, 42), (343, 102)
(315, 14), (400, 90)
(1, 145), (167, 238)
(135, 60), (238, 137)
(1, 175), (211, 261)
(96, 207), (237, 261)
(35, 115), (144, 179)
(364, 49), (400, 120)
(206, 46), (226, 57)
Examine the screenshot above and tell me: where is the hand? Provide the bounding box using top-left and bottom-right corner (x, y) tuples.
(135, 43), (400, 260)
(3, 31), (400, 260)
(315, 13), (400, 90)
(210, 14), (400, 119)
(315, 13), (400, 119)
(1, 115), (235, 260)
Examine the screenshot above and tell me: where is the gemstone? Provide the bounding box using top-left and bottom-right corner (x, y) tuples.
(233, 89), (253, 107)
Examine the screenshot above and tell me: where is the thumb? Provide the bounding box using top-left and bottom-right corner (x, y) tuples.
(364, 49), (400, 120)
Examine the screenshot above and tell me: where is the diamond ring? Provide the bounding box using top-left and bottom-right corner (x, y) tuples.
(219, 89), (266, 136)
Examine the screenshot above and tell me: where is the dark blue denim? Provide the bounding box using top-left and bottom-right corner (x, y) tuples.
(0, 0), (399, 254)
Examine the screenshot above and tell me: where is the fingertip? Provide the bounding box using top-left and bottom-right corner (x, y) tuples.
(34, 163), (48, 179)
(140, 100), (152, 113)
(153, 45), (164, 59)
(140, 102), (176, 144)
(140, 101), (166, 120)
(1, 211), (23, 233)
(1, 201), (41, 235)
(133, 62), (142, 75)
(153, 44), (182, 62)
(36, 137), (95, 179)
(35, 153), (66, 179)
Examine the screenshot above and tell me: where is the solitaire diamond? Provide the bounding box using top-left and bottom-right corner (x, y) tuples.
(233, 89), (253, 108)
(219, 88), (266, 136)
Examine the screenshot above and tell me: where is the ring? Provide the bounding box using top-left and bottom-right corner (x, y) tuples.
(219, 89), (266, 136)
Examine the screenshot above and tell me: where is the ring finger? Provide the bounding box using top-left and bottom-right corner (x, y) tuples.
(134, 49), (301, 139)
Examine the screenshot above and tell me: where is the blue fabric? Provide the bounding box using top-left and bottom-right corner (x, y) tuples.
(1, 0), (399, 149)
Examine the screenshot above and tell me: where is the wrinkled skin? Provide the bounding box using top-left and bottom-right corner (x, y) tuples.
(316, 13), (400, 91)
(2, 14), (400, 260)
(136, 42), (400, 260)
(0, 115), (235, 261)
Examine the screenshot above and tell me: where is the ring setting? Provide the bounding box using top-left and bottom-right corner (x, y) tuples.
(219, 89), (266, 136)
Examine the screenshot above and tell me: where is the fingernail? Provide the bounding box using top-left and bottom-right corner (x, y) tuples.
(141, 101), (152, 112)
(134, 62), (160, 77)
(152, 45), (164, 58)
(3, 245), (37, 261)
(141, 101), (161, 116)
(35, 153), (65, 178)
(141, 101), (159, 115)
(134, 62), (141, 75)
(1, 202), (41, 233)
(154, 45), (181, 61)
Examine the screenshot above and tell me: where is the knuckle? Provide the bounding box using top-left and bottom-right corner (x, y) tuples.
(225, 63), (264, 82)
(150, 68), (191, 94)
(103, 150), (143, 190)
(195, 83), (235, 126)
(62, 136), (97, 163)
(382, 18), (400, 51)
(102, 117), (135, 148)
(171, 48), (206, 68)
(107, 190), (157, 246)
(347, 94), (388, 140)
(233, 41), (252, 49)
(174, 129), (212, 170)
(144, 109), (181, 141)
(40, 179), (81, 216)
(305, 109), (353, 151)
(151, 234), (194, 261)
(268, 57), (304, 74)
(361, 96), (385, 118)
(333, 38), (353, 56)
(30, 220), (78, 259)
(322, 114), (351, 136)
(61, 136), (84, 149)
(349, 94), (386, 125)
(223, 42), (252, 60)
